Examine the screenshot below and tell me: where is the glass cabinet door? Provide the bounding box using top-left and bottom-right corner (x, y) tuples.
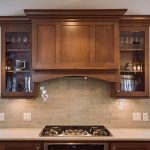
(120, 31), (145, 92)
(115, 26), (149, 98)
(5, 31), (32, 93)
(1, 26), (35, 98)
(113, 26), (149, 98)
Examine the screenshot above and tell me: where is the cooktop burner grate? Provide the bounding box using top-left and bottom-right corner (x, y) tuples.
(39, 125), (112, 136)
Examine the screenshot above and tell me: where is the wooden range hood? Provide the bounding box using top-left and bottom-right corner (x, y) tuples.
(25, 9), (127, 82)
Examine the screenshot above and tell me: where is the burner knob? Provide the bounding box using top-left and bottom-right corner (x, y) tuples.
(100, 130), (108, 136)
(93, 130), (108, 136)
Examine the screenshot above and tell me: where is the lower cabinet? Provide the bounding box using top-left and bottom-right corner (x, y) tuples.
(111, 142), (150, 150)
(0, 142), (43, 150)
(1, 141), (150, 150)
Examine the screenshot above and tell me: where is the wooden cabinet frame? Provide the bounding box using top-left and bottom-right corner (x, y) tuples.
(112, 16), (150, 98)
(0, 17), (36, 98)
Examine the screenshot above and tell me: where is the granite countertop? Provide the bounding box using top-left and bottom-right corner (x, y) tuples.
(0, 128), (150, 141)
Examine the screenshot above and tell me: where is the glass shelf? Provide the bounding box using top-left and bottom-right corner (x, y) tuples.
(120, 70), (143, 73)
(120, 48), (144, 52)
(6, 49), (30, 52)
(6, 70), (30, 73)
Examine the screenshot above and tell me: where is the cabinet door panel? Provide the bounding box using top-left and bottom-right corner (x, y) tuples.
(37, 25), (56, 65)
(111, 142), (150, 150)
(2, 142), (43, 150)
(95, 25), (114, 63)
(32, 22), (119, 71)
(60, 25), (90, 64)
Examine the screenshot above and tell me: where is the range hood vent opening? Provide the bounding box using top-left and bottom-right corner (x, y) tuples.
(32, 70), (119, 83)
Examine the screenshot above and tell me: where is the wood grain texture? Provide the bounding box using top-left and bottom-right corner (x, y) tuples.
(95, 25), (114, 63)
(111, 142), (150, 150)
(0, 16), (30, 24)
(32, 22), (119, 70)
(37, 25), (56, 65)
(29, 10), (123, 82)
(24, 9), (127, 20)
(60, 25), (90, 64)
(0, 142), (43, 150)
(32, 70), (119, 82)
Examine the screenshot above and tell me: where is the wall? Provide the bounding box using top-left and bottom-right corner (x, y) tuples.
(0, 77), (150, 128)
(0, 0), (150, 16)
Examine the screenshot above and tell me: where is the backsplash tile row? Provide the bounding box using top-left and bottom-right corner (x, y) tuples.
(0, 77), (150, 128)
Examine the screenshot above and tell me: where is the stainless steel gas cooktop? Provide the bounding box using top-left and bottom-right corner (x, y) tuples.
(39, 125), (111, 136)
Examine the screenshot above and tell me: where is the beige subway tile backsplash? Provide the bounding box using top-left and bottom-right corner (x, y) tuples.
(0, 77), (150, 128)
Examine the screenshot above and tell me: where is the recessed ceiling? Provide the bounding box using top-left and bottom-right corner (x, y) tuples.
(0, 0), (149, 16)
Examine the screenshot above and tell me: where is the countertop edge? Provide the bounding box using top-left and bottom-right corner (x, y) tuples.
(0, 128), (150, 141)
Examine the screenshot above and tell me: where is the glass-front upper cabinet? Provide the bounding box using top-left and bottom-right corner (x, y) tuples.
(1, 25), (35, 98)
(120, 31), (144, 92)
(115, 26), (149, 98)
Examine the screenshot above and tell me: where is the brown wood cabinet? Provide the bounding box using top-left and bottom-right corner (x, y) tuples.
(25, 9), (126, 82)
(1, 141), (150, 150)
(111, 142), (150, 150)
(0, 141), (43, 150)
(0, 17), (36, 98)
(1, 11), (150, 98)
(112, 16), (149, 98)
(32, 22), (119, 70)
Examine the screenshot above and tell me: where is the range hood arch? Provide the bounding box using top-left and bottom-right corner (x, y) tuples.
(32, 70), (119, 82)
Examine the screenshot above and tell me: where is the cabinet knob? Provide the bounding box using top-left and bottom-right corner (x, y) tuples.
(36, 146), (40, 150)
(113, 146), (116, 150)
(116, 89), (120, 93)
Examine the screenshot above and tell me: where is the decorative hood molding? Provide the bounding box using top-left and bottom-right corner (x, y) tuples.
(25, 9), (127, 82)
(25, 9), (127, 20)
